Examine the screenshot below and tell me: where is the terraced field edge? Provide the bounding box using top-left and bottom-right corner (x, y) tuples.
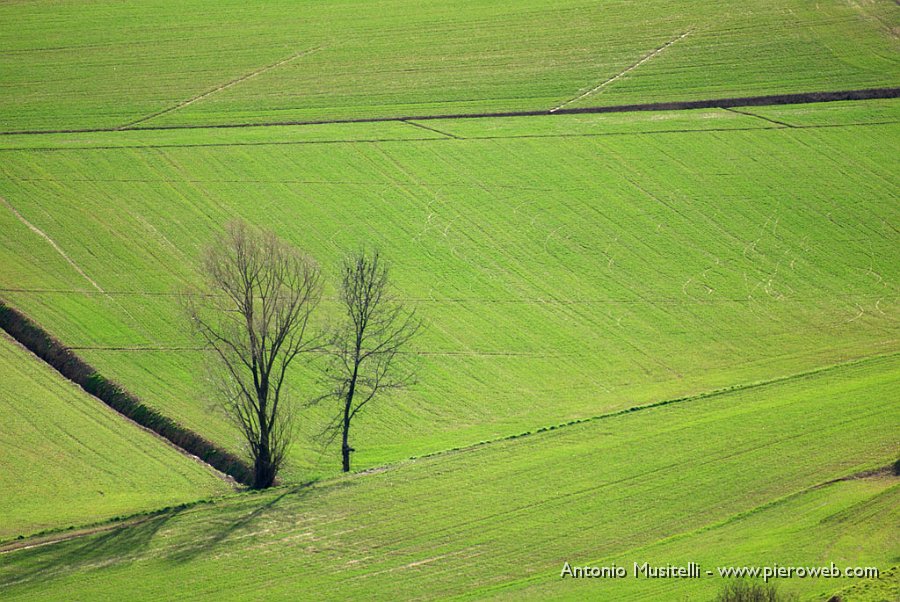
(2, 87), (898, 136)
(409, 351), (899, 463)
(0, 300), (253, 486)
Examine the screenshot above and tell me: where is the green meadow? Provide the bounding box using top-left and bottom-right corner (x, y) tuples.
(1, 0), (898, 132)
(0, 103), (897, 480)
(0, 355), (896, 600)
(0, 0), (898, 599)
(0, 334), (229, 541)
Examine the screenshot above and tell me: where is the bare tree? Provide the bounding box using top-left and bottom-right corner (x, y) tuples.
(186, 219), (321, 489)
(320, 249), (421, 472)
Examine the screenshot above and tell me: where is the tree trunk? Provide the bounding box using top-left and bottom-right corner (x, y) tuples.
(341, 360), (359, 473)
(253, 442), (275, 489)
(341, 396), (352, 472)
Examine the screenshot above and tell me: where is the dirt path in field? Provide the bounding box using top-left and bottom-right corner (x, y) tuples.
(118, 47), (324, 129)
(551, 31), (691, 112)
(0, 516), (155, 555)
(0, 195), (104, 293)
(2, 87), (897, 137)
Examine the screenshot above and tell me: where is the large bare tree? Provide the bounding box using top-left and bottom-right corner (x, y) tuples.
(320, 249), (421, 472)
(186, 219), (321, 489)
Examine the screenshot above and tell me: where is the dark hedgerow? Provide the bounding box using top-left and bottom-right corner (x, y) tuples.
(0, 300), (253, 486)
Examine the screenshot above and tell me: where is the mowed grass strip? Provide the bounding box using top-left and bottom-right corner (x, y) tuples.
(1, 0), (897, 131)
(0, 104), (896, 479)
(0, 334), (230, 541)
(0, 121), (447, 153)
(0, 354), (896, 601)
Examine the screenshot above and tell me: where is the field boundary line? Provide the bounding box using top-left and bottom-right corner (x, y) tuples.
(551, 31), (691, 112)
(118, 47), (324, 129)
(1, 87), (897, 136)
(402, 119), (461, 139)
(722, 106), (795, 128)
(0, 492), (232, 555)
(407, 351), (899, 463)
(0, 301), (254, 486)
(1, 120), (896, 154)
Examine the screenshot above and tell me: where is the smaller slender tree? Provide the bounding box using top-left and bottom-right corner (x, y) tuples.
(320, 249), (421, 472)
(186, 219), (321, 489)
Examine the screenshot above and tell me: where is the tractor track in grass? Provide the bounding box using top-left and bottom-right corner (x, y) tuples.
(0, 197), (161, 342)
(64, 346), (569, 358)
(0, 87), (897, 137)
(550, 31), (692, 112)
(0, 493), (228, 556)
(2, 288), (896, 307)
(117, 47), (325, 130)
(402, 119), (461, 139)
(0, 515), (158, 555)
(0, 195), (104, 294)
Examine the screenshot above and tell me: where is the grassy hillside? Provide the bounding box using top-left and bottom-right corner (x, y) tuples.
(0, 334), (230, 541)
(1, 0), (897, 132)
(0, 354), (896, 601)
(495, 477), (899, 601)
(0, 1), (897, 599)
(0, 102), (896, 479)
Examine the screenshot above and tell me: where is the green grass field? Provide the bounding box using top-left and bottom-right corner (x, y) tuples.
(0, 102), (896, 480)
(1, 1), (898, 599)
(1, 0), (897, 131)
(0, 355), (896, 600)
(0, 334), (229, 541)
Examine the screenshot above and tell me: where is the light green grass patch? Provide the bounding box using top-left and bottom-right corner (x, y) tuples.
(746, 98), (900, 127)
(0, 335), (230, 541)
(415, 107), (767, 139)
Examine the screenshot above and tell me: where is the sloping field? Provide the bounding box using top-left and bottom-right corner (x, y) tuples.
(496, 475), (899, 601)
(1, 1), (897, 599)
(0, 355), (896, 601)
(1, 0), (897, 132)
(0, 102), (897, 479)
(0, 334), (229, 541)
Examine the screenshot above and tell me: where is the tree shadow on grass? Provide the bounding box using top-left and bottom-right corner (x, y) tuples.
(0, 484), (316, 595)
(165, 483), (313, 564)
(0, 507), (184, 593)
